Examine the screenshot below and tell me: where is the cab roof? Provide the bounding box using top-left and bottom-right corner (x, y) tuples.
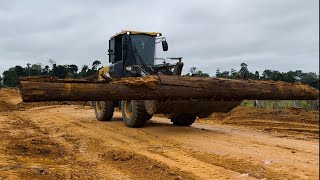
(111, 30), (162, 38)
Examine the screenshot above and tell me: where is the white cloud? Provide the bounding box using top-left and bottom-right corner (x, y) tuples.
(0, 0), (318, 76)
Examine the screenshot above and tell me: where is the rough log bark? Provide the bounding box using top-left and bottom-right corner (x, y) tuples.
(19, 75), (319, 102)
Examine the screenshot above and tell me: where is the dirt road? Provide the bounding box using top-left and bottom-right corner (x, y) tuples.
(0, 88), (319, 179)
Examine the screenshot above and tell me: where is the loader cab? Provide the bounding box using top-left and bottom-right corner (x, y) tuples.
(108, 31), (166, 77)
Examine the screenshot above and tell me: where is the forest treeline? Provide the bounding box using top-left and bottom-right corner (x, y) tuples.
(0, 60), (102, 87)
(0, 61), (319, 90)
(187, 63), (319, 89)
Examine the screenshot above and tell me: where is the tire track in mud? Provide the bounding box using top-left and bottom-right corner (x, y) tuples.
(20, 106), (249, 179)
(2, 105), (319, 179)
(0, 112), (108, 179)
(18, 105), (319, 179)
(6, 109), (196, 179)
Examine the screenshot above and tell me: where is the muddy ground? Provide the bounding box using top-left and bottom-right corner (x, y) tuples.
(0, 88), (319, 179)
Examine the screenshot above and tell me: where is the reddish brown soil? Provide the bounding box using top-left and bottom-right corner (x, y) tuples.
(198, 106), (319, 142)
(0, 88), (318, 179)
(208, 106), (318, 124)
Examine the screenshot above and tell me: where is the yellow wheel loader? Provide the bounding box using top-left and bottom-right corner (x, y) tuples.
(93, 30), (241, 127)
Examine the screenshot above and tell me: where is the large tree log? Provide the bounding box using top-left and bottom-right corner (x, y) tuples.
(19, 75), (319, 102)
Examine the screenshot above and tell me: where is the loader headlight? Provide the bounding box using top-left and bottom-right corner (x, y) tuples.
(127, 32), (131, 35)
(125, 66), (133, 71)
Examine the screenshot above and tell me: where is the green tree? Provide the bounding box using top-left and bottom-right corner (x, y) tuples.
(3, 67), (19, 87)
(51, 64), (69, 78)
(261, 70), (284, 81)
(239, 63), (249, 79)
(26, 63), (31, 76)
(215, 68), (221, 77)
(185, 67), (210, 77)
(78, 65), (89, 78)
(0, 75), (2, 87)
(194, 70), (210, 77)
(300, 72), (319, 89)
(77, 64), (97, 78)
(66, 64), (79, 78)
(272, 71), (283, 81)
(185, 67), (209, 77)
(230, 68), (239, 79)
(15, 65), (25, 77)
(253, 71), (260, 80)
(69, 64), (78, 74)
(282, 70), (297, 83)
(190, 67), (197, 75)
(221, 71), (230, 78)
(261, 69), (273, 80)
(43, 65), (50, 75)
(81, 65), (88, 72)
(216, 70), (230, 78)
(30, 64), (42, 76)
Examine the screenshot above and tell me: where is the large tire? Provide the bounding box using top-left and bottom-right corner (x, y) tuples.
(171, 114), (196, 126)
(121, 100), (152, 128)
(94, 101), (114, 121)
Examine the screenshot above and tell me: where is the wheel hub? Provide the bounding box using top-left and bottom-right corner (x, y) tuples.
(95, 101), (104, 114)
(124, 100), (133, 118)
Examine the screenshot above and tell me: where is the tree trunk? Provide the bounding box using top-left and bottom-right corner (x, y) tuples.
(19, 75), (319, 102)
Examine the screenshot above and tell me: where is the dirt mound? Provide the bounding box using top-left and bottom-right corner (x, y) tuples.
(206, 106), (319, 125)
(0, 88), (22, 103)
(0, 88), (20, 97)
(0, 100), (17, 111)
(0, 88), (21, 112)
(208, 106), (319, 124)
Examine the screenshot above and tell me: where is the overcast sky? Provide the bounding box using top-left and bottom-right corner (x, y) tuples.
(0, 0), (318, 76)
